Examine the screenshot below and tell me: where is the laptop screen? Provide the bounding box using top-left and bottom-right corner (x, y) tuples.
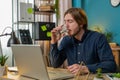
(11, 44), (50, 80)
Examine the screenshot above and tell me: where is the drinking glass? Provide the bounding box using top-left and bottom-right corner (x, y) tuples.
(60, 24), (68, 34)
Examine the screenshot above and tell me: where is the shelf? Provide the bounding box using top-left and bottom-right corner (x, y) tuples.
(13, 21), (34, 24)
(35, 11), (55, 15)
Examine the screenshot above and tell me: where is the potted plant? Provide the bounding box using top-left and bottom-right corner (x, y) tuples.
(0, 55), (8, 76)
(113, 73), (120, 80)
(54, 0), (59, 16)
(93, 68), (104, 80)
(90, 25), (118, 48)
(104, 31), (113, 43)
(53, 0), (59, 25)
(90, 26), (113, 43)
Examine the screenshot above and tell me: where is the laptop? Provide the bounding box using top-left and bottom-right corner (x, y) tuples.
(11, 44), (74, 80)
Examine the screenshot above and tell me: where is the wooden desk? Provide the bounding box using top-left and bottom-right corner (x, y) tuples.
(111, 46), (120, 71)
(1, 67), (74, 80)
(0, 67), (111, 80)
(69, 74), (110, 80)
(0, 73), (111, 80)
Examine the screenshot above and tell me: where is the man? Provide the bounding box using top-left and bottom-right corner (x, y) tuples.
(50, 8), (116, 75)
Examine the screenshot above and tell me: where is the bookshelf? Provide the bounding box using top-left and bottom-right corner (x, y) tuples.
(12, 0), (56, 66)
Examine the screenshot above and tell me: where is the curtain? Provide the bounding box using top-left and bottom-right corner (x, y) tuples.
(57, 0), (72, 68)
(58, 0), (72, 25)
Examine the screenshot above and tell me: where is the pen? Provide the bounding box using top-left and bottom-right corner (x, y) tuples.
(74, 61), (90, 80)
(75, 61), (84, 80)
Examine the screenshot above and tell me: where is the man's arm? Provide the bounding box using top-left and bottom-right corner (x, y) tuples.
(49, 43), (66, 68)
(87, 35), (117, 73)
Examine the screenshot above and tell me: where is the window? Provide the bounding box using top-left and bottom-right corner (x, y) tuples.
(0, 0), (12, 66)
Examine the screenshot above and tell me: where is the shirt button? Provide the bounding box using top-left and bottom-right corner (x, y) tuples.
(78, 52), (80, 54)
(78, 61), (81, 64)
(78, 43), (81, 45)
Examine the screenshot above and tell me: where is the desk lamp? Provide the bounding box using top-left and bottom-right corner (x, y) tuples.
(7, 31), (20, 47)
(0, 32), (20, 47)
(0, 27), (20, 66)
(0, 27), (20, 47)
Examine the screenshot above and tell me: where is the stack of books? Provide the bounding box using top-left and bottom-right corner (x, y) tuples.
(39, 5), (54, 11)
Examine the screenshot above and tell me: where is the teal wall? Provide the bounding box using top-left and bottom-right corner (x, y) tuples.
(72, 0), (82, 8)
(72, 0), (120, 45)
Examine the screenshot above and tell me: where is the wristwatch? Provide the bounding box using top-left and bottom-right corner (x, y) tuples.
(110, 0), (120, 7)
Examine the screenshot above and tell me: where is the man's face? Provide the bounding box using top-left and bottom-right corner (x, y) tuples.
(64, 13), (81, 36)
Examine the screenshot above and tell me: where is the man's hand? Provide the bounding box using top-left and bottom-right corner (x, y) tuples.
(51, 26), (62, 44)
(67, 64), (89, 75)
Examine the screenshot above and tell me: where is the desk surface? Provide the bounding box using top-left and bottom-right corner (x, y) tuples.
(1, 67), (74, 80)
(1, 67), (111, 80)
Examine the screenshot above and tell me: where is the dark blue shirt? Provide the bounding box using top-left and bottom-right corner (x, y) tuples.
(50, 30), (116, 73)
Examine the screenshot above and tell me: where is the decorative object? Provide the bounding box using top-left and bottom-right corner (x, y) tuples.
(0, 55), (8, 76)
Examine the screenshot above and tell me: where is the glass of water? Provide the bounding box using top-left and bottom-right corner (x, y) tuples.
(60, 24), (68, 34)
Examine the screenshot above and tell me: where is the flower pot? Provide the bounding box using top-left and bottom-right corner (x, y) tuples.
(0, 66), (5, 77)
(0, 65), (8, 77)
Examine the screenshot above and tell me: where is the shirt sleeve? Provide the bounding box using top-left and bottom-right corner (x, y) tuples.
(87, 34), (116, 73)
(49, 42), (66, 68)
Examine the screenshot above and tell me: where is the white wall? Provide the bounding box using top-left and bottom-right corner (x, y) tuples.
(0, 1), (12, 66)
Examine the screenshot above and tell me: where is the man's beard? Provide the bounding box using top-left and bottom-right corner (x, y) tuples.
(72, 27), (81, 37)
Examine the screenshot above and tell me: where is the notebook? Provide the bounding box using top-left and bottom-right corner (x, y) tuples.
(11, 44), (74, 80)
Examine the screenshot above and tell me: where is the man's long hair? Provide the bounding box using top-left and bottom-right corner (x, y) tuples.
(64, 8), (88, 30)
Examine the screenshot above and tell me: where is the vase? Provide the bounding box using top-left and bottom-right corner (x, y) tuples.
(0, 66), (5, 77)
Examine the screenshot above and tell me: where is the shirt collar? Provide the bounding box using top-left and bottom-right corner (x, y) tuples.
(73, 30), (90, 43)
